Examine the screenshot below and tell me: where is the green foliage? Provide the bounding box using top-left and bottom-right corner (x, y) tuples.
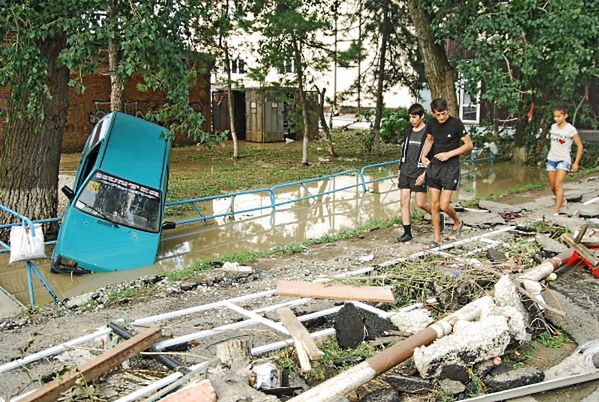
(537, 331), (571, 349)
(1, 1), (214, 142)
(428, 0), (599, 161)
(380, 107), (410, 144)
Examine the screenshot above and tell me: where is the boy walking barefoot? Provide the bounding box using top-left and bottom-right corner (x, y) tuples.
(420, 98), (473, 248)
(546, 106), (584, 214)
(397, 104), (432, 242)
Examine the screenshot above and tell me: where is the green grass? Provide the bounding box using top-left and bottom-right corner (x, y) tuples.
(167, 130), (400, 205)
(536, 330), (571, 349)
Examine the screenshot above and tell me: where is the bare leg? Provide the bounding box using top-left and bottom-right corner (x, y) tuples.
(547, 170), (557, 196)
(440, 189), (460, 228)
(400, 188), (412, 225)
(553, 169), (568, 212)
(429, 188), (442, 244)
(414, 192), (431, 215)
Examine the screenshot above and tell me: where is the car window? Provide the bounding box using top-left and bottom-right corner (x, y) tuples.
(75, 171), (161, 233)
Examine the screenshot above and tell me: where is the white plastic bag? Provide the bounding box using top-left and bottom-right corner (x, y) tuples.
(9, 223), (46, 263)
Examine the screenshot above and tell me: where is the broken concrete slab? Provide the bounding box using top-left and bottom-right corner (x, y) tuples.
(487, 248), (508, 262)
(535, 233), (568, 254)
(543, 286), (599, 345)
(413, 315), (511, 378)
(460, 210), (506, 228)
(479, 200), (524, 215)
(208, 371), (279, 402)
(359, 388), (402, 402)
(439, 378), (466, 395)
(384, 375), (432, 394)
(438, 364), (469, 383)
(389, 308), (433, 334)
(563, 204), (599, 218)
(334, 303), (395, 349)
(334, 303), (365, 349)
(545, 214), (587, 232)
(484, 366), (544, 392)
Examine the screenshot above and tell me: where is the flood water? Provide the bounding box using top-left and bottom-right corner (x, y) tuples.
(0, 159), (547, 305)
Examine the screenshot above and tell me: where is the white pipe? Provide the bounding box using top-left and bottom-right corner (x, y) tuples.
(0, 327), (110, 374)
(222, 301), (289, 335)
(251, 328), (335, 355)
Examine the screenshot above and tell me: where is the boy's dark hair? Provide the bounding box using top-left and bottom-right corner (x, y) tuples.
(554, 106), (568, 115)
(408, 103), (425, 117)
(431, 98), (448, 112)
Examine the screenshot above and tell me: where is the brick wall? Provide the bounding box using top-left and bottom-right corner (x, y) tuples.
(0, 70), (211, 153)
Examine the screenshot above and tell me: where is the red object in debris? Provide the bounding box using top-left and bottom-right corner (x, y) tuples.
(160, 379), (217, 402)
(566, 250), (599, 278)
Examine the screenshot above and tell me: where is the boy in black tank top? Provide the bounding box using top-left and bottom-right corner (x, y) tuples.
(397, 103), (432, 242)
(420, 98), (473, 248)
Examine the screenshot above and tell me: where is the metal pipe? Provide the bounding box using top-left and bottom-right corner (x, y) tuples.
(108, 323), (183, 372)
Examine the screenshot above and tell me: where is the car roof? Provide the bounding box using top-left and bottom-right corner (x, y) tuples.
(99, 112), (170, 190)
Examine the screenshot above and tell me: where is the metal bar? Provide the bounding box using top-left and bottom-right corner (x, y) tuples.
(27, 261), (61, 304)
(222, 301), (289, 335)
(26, 263), (35, 305)
(0, 327), (112, 374)
(462, 370), (599, 401)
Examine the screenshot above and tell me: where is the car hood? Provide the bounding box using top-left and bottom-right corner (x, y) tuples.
(54, 208), (161, 273)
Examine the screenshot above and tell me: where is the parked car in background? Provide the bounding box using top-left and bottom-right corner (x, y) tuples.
(51, 112), (175, 274)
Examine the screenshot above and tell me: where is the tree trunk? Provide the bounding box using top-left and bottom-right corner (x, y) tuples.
(372, 0), (390, 156)
(314, 85), (336, 157)
(294, 42), (310, 166)
(108, 5), (123, 112)
(224, 43), (239, 159)
(0, 36), (69, 240)
(406, 0), (458, 117)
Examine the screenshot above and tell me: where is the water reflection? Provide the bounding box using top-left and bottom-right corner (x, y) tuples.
(0, 161), (548, 305)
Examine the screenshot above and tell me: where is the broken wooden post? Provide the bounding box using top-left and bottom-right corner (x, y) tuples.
(216, 339), (253, 380)
(277, 307), (324, 372)
(276, 280), (395, 303)
(562, 233), (599, 267)
(20, 327), (161, 402)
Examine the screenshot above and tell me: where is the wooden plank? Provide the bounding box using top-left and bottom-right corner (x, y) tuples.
(277, 307), (324, 362)
(574, 225), (588, 243)
(276, 280), (396, 304)
(21, 327), (161, 402)
(562, 233), (599, 267)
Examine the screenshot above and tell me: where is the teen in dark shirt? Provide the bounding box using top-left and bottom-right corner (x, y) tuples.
(420, 98), (473, 248)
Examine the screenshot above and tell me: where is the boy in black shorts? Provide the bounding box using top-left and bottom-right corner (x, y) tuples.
(420, 98), (473, 248)
(397, 103), (432, 242)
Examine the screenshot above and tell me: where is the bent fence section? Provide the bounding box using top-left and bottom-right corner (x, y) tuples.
(165, 160), (400, 226)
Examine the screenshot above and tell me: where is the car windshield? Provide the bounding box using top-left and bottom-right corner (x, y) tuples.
(75, 171), (162, 232)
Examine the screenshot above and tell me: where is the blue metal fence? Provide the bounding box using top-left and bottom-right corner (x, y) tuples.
(165, 160), (400, 226)
(0, 205), (60, 305)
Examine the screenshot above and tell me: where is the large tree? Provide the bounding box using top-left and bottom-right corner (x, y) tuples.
(405, 0), (459, 117)
(0, 1), (210, 235)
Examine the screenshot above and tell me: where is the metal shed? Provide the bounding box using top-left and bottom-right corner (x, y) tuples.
(245, 88), (318, 143)
(212, 89), (246, 140)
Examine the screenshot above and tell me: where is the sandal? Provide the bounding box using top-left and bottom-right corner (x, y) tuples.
(425, 241), (441, 250)
(447, 221), (463, 240)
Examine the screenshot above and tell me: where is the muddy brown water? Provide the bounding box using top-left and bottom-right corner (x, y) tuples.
(0, 158), (546, 305)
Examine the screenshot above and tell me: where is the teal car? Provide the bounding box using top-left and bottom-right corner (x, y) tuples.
(51, 112), (175, 274)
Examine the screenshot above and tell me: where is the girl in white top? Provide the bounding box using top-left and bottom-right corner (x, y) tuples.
(546, 106), (584, 214)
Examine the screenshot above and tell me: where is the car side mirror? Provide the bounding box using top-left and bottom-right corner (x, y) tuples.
(61, 185), (75, 201)
(162, 221), (176, 230)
